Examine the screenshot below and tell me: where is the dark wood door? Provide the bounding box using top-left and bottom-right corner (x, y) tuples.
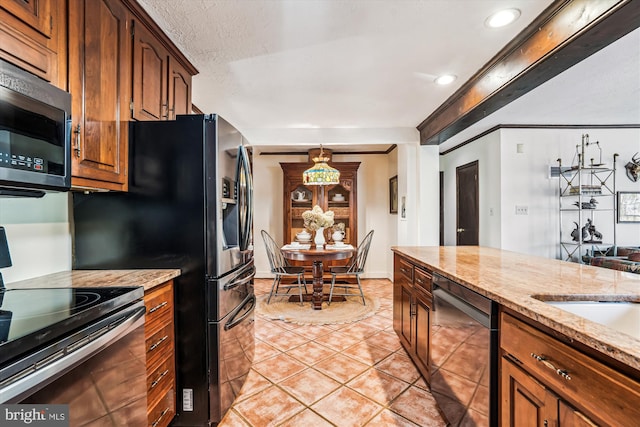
(456, 161), (479, 245)
(69, 0), (130, 191)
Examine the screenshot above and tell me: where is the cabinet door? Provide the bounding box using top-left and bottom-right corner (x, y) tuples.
(501, 357), (556, 427)
(132, 20), (168, 121)
(0, 0), (51, 37)
(393, 255), (413, 337)
(69, 0), (130, 191)
(413, 287), (431, 379)
(0, 0), (65, 85)
(168, 56), (192, 119)
(558, 401), (598, 427)
(399, 281), (413, 350)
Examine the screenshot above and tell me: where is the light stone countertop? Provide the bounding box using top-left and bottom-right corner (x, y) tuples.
(392, 246), (640, 372)
(5, 269), (181, 292)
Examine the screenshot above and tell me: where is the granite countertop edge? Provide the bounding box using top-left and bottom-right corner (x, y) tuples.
(5, 269), (182, 292)
(392, 246), (640, 372)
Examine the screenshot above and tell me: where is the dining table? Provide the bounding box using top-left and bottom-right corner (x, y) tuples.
(280, 244), (355, 310)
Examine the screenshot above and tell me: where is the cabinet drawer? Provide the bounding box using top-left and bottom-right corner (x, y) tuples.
(145, 322), (174, 371)
(144, 282), (174, 334)
(395, 256), (413, 283)
(148, 387), (175, 427)
(500, 313), (640, 426)
(147, 354), (175, 408)
(414, 267), (432, 293)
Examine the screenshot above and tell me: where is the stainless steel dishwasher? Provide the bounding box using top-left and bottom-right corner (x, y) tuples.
(431, 273), (498, 427)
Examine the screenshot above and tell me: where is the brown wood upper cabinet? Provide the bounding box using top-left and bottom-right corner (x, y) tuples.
(0, 0), (66, 87)
(68, 0), (131, 191)
(66, 0), (197, 191)
(132, 21), (192, 121)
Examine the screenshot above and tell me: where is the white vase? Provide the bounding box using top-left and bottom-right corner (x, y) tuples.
(314, 227), (325, 248)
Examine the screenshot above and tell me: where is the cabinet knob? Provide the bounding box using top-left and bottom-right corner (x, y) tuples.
(456, 228), (465, 233)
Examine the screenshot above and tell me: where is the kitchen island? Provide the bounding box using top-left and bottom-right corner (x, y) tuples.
(392, 246), (640, 426)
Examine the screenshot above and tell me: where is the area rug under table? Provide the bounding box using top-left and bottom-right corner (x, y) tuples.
(256, 293), (380, 325)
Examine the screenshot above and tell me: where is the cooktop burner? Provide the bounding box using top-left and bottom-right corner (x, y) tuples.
(0, 287), (143, 366)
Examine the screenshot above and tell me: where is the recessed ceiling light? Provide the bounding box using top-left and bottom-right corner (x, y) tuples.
(485, 8), (521, 28)
(435, 74), (457, 85)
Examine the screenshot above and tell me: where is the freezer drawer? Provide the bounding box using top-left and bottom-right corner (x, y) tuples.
(207, 293), (255, 423)
(208, 261), (255, 321)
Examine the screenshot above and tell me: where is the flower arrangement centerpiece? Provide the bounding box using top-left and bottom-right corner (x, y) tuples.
(302, 205), (334, 247)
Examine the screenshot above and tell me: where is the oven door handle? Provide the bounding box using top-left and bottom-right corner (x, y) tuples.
(0, 303), (145, 404)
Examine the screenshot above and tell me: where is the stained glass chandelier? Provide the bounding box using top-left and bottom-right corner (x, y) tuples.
(302, 145), (340, 185)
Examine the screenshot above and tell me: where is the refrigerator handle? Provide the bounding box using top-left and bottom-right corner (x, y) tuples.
(224, 294), (255, 331)
(237, 145), (253, 252)
(223, 265), (256, 291)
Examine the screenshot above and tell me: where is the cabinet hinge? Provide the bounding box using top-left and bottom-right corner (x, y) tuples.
(130, 100), (134, 114)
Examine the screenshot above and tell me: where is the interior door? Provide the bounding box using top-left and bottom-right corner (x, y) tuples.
(456, 161), (479, 245)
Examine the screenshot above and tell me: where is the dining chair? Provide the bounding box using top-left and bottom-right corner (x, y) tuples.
(261, 230), (308, 305)
(328, 230), (374, 305)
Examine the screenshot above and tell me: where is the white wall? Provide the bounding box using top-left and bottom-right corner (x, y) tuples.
(252, 152), (393, 279)
(441, 127), (640, 258)
(440, 131), (501, 247)
(417, 145), (440, 246)
(0, 193), (72, 283)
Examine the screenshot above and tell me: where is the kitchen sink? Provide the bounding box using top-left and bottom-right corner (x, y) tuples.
(545, 301), (640, 340)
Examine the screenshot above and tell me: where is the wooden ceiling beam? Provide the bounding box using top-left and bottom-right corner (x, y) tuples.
(417, 0), (640, 145)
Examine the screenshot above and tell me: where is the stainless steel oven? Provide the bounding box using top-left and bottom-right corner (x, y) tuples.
(0, 287), (147, 426)
(431, 274), (498, 427)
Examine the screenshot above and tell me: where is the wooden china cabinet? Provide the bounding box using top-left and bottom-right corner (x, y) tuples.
(280, 152), (360, 272)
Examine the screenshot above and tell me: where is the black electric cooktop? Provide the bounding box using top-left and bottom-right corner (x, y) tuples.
(0, 287), (143, 366)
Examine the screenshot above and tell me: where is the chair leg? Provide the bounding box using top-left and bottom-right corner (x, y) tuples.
(267, 275), (279, 304)
(328, 274), (336, 306)
(356, 275), (365, 305)
(297, 274), (304, 306)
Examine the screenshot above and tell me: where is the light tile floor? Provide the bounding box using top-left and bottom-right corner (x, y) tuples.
(219, 278), (446, 427)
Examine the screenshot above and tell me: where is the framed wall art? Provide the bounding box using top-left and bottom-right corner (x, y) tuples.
(389, 175), (398, 214)
(617, 191), (640, 222)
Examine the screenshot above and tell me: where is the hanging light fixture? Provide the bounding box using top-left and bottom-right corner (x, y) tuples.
(303, 145), (340, 185)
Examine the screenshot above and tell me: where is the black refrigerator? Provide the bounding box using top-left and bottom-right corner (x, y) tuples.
(73, 114), (255, 426)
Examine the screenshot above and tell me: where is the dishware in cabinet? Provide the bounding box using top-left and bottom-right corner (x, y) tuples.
(281, 157), (360, 246)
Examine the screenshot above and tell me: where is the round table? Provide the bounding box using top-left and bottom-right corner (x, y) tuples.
(281, 245), (355, 310)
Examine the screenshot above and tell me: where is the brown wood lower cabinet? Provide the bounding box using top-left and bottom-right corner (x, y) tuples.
(393, 254), (431, 381)
(500, 312), (640, 426)
(144, 280), (176, 427)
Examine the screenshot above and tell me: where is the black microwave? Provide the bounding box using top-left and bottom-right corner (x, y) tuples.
(0, 59), (71, 197)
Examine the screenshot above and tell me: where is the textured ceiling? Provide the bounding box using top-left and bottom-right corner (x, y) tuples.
(136, 0), (638, 151)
